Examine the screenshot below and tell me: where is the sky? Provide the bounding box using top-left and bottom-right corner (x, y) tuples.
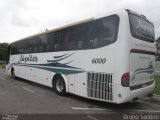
(0, 0), (160, 43)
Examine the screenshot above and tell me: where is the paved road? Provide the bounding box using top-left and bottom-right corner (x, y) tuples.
(0, 68), (160, 120)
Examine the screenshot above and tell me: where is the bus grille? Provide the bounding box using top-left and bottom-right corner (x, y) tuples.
(87, 72), (113, 101)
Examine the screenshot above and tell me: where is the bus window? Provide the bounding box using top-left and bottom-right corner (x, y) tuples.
(129, 14), (155, 43)
(88, 15), (119, 48)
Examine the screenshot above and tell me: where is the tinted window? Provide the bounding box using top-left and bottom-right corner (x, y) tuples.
(67, 23), (89, 50)
(38, 34), (47, 52)
(88, 15), (119, 48)
(47, 31), (61, 52)
(11, 15), (119, 54)
(129, 14), (155, 43)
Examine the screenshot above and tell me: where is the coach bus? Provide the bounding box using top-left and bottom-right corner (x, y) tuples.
(6, 9), (155, 104)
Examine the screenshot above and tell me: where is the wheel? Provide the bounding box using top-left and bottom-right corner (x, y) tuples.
(54, 76), (66, 95)
(11, 68), (16, 79)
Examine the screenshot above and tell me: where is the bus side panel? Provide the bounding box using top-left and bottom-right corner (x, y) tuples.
(68, 74), (75, 94)
(75, 73), (87, 97)
(16, 65), (32, 81)
(30, 67), (53, 87)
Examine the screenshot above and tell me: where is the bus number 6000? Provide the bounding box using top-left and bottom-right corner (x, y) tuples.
(92, 58), (106, 64)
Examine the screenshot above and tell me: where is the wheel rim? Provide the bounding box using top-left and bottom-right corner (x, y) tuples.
(56, 79), (64, 92)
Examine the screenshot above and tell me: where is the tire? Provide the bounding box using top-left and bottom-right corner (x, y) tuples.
(11, 68), (16, 79)
(54, 76), (66, 95)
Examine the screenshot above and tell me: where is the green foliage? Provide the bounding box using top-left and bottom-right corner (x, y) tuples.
(0, 64), (6, 68)
(0, 42), (9, 61)
(154, 76), (160, 95)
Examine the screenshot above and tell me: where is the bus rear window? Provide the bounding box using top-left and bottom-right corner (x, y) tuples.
(129, 14), (155, 43)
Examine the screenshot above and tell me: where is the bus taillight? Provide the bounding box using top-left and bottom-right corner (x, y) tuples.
(121, 72), (130, 87)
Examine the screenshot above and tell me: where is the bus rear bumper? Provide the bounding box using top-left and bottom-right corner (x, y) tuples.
(115, 81), (155, 104)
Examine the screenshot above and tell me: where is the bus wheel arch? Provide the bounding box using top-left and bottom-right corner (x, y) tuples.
(11, 67), (16, 78)
(52, 73), (68, 95)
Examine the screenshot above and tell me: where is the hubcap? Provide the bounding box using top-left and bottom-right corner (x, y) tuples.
(56, 79), (64, 92)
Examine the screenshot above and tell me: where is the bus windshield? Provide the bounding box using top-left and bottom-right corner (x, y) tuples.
(129, 14), (155, 43)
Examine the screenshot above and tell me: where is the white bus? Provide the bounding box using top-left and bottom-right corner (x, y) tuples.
(6, 9), (155, 104)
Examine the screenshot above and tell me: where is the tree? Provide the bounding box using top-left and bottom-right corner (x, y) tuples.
(0, 42), (9, 61)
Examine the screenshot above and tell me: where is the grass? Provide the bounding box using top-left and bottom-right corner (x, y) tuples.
(154, 75), (160, 95)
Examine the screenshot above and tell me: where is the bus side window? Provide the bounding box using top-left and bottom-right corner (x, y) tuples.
(90, 20), (110, 48)
(68, 27), (77, 50)
(78, 41), (85, 49)
(88, 15), (119, 48)
(39, 46), (44, 52)
(28, 47), (32, 53)
(69, 40), (77, 50)
(47, 45), (55, 52)
(93, 38), (99, 48)
(63, 30), (69, 50)
(54, 44), (60, 51)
